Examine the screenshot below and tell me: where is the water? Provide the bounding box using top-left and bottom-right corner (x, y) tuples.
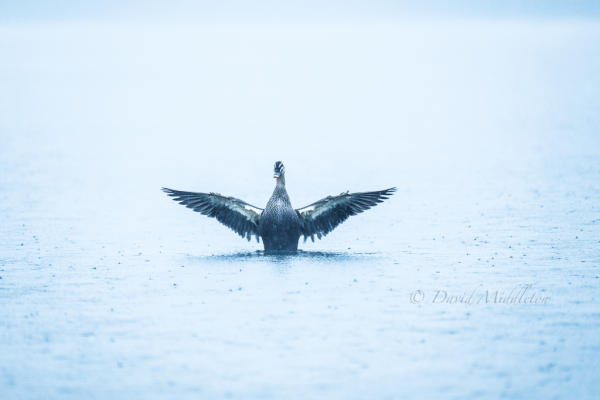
(1, 19), (599, 399)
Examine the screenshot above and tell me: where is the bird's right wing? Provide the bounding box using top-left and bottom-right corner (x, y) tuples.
(295, 187), (396, 242)
(162, 188), (263, 242)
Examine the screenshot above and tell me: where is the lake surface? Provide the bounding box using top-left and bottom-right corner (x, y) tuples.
(1, 19), (599, 399)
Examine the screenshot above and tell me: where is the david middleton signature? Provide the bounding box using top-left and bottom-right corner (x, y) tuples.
(410, 284), (550, 305)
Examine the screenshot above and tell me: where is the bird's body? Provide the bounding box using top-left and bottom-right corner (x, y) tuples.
(260, 184), (301, 252)
(162, 162), (395, 253)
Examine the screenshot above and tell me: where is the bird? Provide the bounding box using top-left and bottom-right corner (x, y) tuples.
(162, 161), (396, 253)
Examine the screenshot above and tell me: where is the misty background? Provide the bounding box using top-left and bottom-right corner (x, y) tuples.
(1, 1), (599, 399)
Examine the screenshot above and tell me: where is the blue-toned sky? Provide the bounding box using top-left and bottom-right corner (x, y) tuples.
(1, 0), (600, 22)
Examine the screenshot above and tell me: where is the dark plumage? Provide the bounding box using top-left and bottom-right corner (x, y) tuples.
(162, 161), (395, 252)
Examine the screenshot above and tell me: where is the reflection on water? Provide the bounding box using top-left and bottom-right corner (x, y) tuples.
(187, 249), (382, 262)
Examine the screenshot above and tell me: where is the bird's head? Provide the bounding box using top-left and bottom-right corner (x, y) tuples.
(273, 161), (285, 178)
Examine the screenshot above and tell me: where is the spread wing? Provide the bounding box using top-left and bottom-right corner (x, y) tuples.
(162, 188), (263, 242)
(295, 187), (396, 242)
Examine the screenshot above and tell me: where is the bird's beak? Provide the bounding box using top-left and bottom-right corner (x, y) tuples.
(273, 171), (281, 178)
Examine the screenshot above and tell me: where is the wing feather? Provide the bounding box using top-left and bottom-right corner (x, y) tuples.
(162, 188), (263, 241)
(295, 188), (396, 241)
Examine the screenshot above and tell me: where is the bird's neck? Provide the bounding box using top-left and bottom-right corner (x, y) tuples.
(276, 173), (286, 187)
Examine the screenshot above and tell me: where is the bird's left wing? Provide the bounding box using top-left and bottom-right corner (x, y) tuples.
(162, 188), (263, 242)
(295, 187), (396, 242)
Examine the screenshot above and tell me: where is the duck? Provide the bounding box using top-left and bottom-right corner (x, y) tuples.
(162, 161), (395, 252)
